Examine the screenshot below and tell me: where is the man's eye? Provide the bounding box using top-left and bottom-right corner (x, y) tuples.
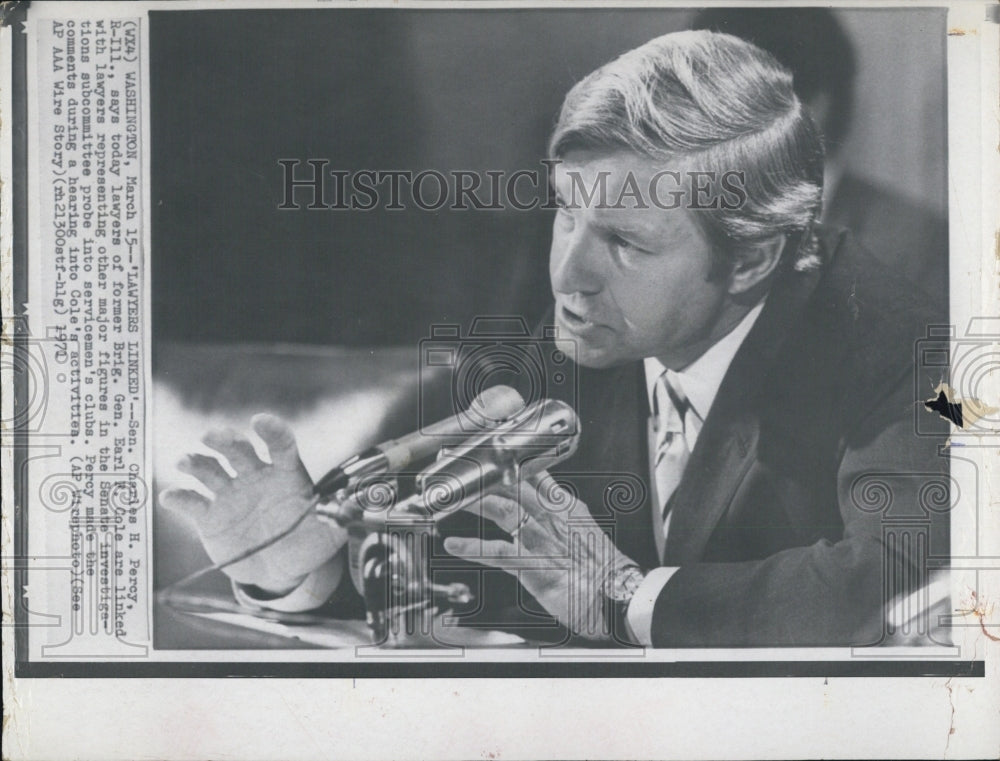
(609, 234), (646, 254)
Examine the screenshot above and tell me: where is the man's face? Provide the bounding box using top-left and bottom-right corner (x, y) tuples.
(549, 150), (734, 370)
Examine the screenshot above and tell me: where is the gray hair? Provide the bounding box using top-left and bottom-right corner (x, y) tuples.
(549, 30), (825, 271)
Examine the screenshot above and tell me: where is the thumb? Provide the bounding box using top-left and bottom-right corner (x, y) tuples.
(251, 413), (301, 471)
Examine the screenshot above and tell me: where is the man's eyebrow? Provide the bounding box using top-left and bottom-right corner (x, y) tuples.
(590, 213), (657, 242)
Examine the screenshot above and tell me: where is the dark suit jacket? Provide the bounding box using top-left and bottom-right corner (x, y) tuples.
(525, 225), (949, 647)
(825, 173), (948, 297)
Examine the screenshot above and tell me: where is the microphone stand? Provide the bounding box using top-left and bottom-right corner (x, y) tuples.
(317, 398), (581, 645)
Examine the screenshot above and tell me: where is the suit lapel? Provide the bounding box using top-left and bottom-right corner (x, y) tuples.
(663, 240), (832, 566)
(560, 361), (661, 570)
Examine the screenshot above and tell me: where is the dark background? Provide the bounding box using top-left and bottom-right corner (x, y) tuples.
(149, 8), (948, 350)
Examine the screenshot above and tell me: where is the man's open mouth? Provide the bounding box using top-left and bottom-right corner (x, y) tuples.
(559, 304), (598, 330)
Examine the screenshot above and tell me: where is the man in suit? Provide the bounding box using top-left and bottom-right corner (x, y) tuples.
(160, 30), (948, 647)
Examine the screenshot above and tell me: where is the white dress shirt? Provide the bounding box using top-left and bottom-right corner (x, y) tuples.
(626, 300), (765, 645)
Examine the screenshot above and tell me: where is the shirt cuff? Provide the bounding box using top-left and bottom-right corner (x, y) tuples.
(233, 551), (346, 613)
(626, 566), (680, 646)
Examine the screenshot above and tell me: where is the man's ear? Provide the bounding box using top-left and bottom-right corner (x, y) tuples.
(727, 235), (786, 295)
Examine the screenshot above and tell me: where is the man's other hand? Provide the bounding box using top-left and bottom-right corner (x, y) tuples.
(443, 473), (634, 640)
(159, 413), (346, 594)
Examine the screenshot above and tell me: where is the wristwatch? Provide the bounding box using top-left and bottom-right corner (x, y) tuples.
(602, 563), (645, 644)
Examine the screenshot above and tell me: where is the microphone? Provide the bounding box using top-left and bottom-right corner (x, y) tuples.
(414, 398), (580, 516)
(313, 384), (526, 502)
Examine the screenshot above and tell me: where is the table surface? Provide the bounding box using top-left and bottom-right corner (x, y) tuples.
(156, 593), (535, 650)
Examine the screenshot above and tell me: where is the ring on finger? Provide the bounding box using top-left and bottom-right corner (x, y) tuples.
(509, 512), (530, 540)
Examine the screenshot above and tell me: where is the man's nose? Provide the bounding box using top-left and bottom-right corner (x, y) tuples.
(550, 227), (604, 295)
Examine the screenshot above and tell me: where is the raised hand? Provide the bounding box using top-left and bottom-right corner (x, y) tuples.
(159, 413), (347, 593)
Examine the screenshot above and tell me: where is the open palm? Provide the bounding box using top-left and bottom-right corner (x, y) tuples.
(159, 414), (346, 592)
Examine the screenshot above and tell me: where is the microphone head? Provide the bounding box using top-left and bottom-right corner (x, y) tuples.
(463, 384), (526, 430)
(378, 384), (527, 471)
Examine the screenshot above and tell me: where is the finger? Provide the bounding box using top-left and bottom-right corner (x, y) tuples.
(499, 469), (552, 497)
(251, 413), (301, 472)
(525, 469), (551, 488)
(519, 473), (574, 517)
(482, 495), (551, 550)
(443, 537), (552, 570)
(502, 478), (550, 521)
(479, 493), (522, 533)
(202, 427), (264, 474)
(177, 453), (232, 493)
(443, 536), (516, 566)
(159, 488), (210, 521)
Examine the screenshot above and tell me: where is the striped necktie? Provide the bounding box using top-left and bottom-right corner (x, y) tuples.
(652, 370), (691, 538)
